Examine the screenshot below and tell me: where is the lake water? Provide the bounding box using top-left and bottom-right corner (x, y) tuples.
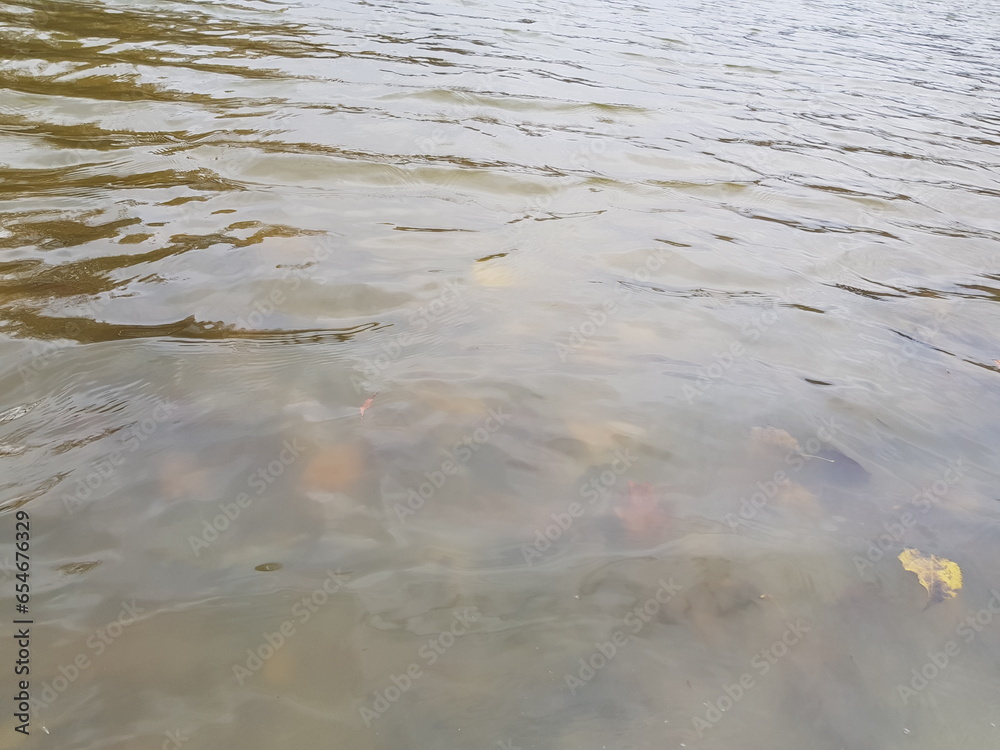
(2, 0), (1000, 747)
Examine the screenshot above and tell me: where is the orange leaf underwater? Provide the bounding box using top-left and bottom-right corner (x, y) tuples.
(359, 391), (379, 418)
(614, 480), (673, 541)
(300, 444), (364, 494)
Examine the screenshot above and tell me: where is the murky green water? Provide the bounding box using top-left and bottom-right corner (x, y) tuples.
(2, 0), (1000, 747)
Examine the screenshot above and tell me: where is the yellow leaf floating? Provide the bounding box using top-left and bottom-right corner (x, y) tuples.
(898, 548), (963, 603)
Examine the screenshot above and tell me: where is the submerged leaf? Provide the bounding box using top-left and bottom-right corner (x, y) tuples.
(750, 426), (800, 453)
(300, 443), (364, 494)
(898, 548), (962, 603)
(472, 261), (515, 287)
(613, 481), (672, 542)
(359, 391), (379, 418)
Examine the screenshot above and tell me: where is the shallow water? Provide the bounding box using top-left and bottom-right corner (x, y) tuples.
(1, 0), (1000, 747)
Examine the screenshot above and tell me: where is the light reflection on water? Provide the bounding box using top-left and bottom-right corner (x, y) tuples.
(1, 0), (999, 747)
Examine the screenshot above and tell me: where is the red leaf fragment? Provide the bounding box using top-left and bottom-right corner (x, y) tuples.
(359, 391), (379, 418)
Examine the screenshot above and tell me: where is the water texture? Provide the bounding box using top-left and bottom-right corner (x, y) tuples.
(1, 0), (999, 747)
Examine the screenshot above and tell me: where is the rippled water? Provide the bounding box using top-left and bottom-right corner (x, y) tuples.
(2, 0), (1000, 747)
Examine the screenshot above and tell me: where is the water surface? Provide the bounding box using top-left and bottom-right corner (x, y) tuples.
(2, 0), (1000, 747)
